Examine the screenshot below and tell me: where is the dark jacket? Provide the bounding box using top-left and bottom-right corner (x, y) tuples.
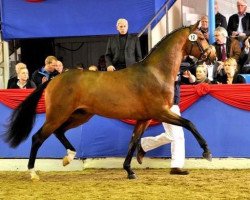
(213, 38), (241, 62)
(32, 68), (59, 86)
(215, 12), (227, 29)
(105, 34), (142, 70)
(227, 13), (250, 36)
(7, 76), (18, 89)
(8, 79), (36, 89)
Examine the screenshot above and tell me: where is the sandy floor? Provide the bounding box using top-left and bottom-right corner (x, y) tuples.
(0, 169), (250, 200)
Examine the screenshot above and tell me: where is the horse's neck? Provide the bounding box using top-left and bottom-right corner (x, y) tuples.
(146, 33), (187, 79)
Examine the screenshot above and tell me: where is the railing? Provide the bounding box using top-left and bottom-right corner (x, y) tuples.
(138, 0), (176, 51)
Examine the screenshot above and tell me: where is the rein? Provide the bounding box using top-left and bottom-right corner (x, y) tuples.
(187, 41), (213, 64)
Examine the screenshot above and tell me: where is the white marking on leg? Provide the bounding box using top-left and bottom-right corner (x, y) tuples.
(29, 168), (40, 181)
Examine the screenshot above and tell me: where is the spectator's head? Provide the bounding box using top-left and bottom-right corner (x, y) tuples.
(15, 62), (27, 74)
(56, 60), (64, 73)
(200, 16), (209, 31)
(116, 18), (128, 35)
(88, 65), (98, 71)
(224, 58), (238, 78)
(214, 0), (219, 14)
(45, 56), (57, 73)
(196, 65), (208, 82)
(214, 27), (228, 44)
(17, 67), (29, 82)
(237, 0), (247, 15)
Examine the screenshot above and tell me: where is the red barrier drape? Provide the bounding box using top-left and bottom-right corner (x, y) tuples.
(0, 84), (250, 124)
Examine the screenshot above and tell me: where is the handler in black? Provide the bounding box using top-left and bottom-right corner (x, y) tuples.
(105, 18), (142, 71)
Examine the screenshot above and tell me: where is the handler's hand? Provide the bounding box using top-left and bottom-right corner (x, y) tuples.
(107, 65), (116, 71)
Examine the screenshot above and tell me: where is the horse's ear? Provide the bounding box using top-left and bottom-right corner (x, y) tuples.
(190, 20), (200, 32)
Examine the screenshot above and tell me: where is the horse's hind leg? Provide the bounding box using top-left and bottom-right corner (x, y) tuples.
(123, 120), (151, 179)
(157, 109), (212, 161)
(28, 124), (54, 181)
(54, 111), (93, 166)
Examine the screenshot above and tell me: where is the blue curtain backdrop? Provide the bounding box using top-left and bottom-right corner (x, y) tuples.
(1, 0), (175, 40)
(0, 94), (250, 158)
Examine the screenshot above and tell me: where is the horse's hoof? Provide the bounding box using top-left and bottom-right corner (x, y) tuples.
(31, 175), (40, 182)
(63, 156), (70, 166)
(30, 173), (40, 181)
(127, 173), (137, 179)
(203, 151), (212, 161)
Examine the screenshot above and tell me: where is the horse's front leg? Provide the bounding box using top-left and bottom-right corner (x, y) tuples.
(123, 120), (151, 179)
(54, 131), (76, 166)
(158, 109), (212, 161)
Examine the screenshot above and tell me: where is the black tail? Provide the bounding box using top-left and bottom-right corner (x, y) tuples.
(4, 81), (50, 148)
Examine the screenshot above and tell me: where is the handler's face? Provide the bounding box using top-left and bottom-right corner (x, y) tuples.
(117, 21), (128, 35)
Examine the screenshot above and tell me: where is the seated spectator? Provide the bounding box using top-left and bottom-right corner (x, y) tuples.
(7, 62), (27, 89)
(198, 15), (209, 41)
(88, 65), (98, 71)
(32, 56), (58, 86)
(223, 58), (245, 84)
(194, 65), (211, 84)
(239, 36), (250, 73)
(55, 60), (64, 74)
(213, 26), (241, 83)
(8, 67), (36, 89)
(215, 0), (227, 29)
(227, 0), (250, 42)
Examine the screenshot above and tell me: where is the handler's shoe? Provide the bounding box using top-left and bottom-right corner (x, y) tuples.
(170, 168), (189, 175)
(136, 144), (145, 164)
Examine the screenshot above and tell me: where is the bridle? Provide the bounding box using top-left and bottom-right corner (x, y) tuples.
(186, 33), (214, 65)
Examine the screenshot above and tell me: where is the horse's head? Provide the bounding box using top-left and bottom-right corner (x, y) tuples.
(185, 21), (216, 63)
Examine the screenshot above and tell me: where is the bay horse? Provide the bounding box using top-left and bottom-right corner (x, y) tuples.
(4, 21), (216, 180)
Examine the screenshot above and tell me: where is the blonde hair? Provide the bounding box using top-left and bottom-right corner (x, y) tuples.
(196, 65), (208, 75)
(45, 56), (57, 65)
(224, 58), (238, 72)
(15, 62), (27, 73)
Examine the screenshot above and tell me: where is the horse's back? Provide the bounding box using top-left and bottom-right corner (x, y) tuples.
(44, 67), (168, 119)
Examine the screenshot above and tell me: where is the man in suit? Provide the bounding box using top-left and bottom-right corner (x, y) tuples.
(227, 0), (250, 40)
(213, 27), (241, 83)
(105, 18), (142, 71)
(215, 0), (227, 29)
(239, 36), (250, 73)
